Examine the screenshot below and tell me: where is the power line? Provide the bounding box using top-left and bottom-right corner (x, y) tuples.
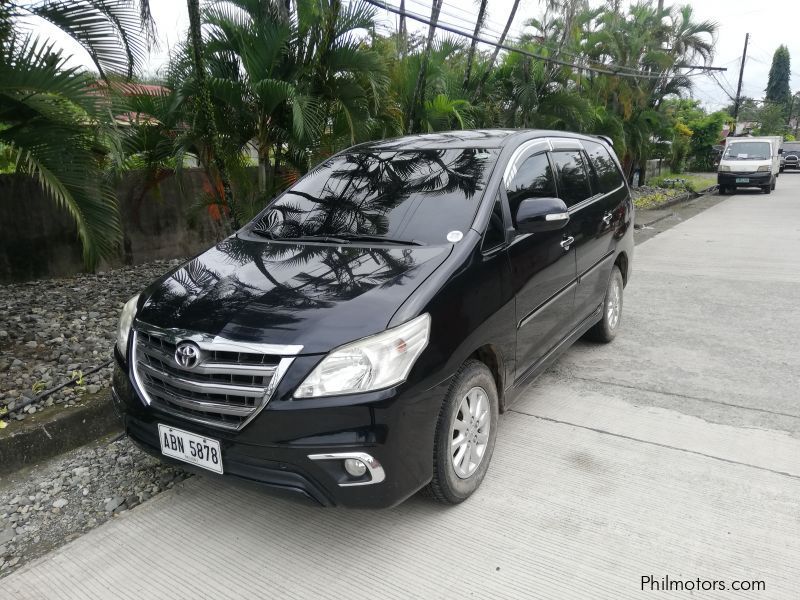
(365, 0), (727, 80)
(407, 0), (509, 40)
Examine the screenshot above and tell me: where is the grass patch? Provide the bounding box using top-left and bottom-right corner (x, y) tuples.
(632, 188), (684, 210)
(649, 172), (717, 193)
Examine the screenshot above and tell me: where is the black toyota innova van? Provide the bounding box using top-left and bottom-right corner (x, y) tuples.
(112, 129), (634, 508)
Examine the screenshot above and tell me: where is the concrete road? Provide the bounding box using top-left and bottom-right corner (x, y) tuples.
(5, 180), (800, 599)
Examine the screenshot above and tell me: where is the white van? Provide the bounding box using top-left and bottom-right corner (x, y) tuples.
(718, 136), (782, 195)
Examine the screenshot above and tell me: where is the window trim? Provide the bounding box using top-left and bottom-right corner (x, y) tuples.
(504, 150), (559, 226)
(500, 136), (627, 217)
(503, 139), (551, 187)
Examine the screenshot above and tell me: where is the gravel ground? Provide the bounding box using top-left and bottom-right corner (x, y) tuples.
(0, 259), (182, 425)
(0, 435), (189, 577)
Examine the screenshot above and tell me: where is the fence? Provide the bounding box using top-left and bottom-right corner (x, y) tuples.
(0, 169), (227, 283)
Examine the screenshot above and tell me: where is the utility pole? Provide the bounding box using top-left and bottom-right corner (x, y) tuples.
(733, 32), (750, 123)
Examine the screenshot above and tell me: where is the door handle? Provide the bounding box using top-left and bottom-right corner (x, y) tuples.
(560, 236), (574, 250)
(602, 212), (613, 225)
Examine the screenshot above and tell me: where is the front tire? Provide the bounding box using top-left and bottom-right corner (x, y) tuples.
(719, 185), (727, 195)
(428, 360), (499, 504)
(585, 266), (624, 343)
(763, 184), (772, 194)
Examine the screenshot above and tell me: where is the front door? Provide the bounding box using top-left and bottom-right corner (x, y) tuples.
(505, 150), (577, 379)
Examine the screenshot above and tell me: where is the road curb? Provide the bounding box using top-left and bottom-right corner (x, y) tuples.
(634, 185), (717, 230)
(0, 391), (120, 474)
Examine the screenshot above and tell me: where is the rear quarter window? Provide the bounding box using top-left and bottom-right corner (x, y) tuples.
(583, 140), (625, 194)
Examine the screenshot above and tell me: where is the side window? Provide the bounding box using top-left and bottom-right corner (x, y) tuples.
(482, 193), (506, 251)
(506, 153), (557, 220)
(583, 140), (625, 194)
(549, 151), (593, 207)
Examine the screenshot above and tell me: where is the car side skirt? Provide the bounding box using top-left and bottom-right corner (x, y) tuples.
(504, 303), (603, 407)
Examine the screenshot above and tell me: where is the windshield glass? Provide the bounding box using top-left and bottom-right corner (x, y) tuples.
(250, 148), (498, 245)
(723, 141), (770, 160)
(783, 142), (800, 154)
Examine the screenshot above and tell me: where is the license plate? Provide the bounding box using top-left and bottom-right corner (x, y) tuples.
(158, 424), (223, 474)
(735, 178), (749, 183)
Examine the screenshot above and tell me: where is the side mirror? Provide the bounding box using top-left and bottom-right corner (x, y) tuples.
(515, 197), (570, 234)
(779, 148), (784, 154)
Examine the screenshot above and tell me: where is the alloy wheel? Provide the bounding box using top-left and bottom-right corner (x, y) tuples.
(607, 277), (622, 331)
(450, 386), (491, 479)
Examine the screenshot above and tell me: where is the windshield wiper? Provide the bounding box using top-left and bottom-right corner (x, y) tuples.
(251, 229), (350, 244)
(337, 233), (425, 246)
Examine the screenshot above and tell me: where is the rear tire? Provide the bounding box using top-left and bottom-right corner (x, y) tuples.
(427, 360), (499, 505)
(585, 266), (624, 343)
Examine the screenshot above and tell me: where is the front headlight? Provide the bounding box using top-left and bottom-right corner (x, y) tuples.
(757, 165), (770, 172)
(719, 165), (731, 172)
(116, 294), (140, 359)
(295, 314), (431, 398)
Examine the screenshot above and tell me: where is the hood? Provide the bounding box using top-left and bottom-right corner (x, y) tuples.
(136, 235), (452, 354)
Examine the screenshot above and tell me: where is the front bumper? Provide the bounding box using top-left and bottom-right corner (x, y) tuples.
(112, 353), (451, 508)
(717, 171), (771, 187)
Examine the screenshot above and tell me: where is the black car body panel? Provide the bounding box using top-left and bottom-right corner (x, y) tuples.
(136, 241), (452, 353)
(113, 129), (634, 507)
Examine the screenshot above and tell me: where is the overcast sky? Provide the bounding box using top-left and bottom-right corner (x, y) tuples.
(30, 0), (800, 112)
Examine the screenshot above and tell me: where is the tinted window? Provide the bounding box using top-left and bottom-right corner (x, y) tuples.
(506, 153), (557, 219)
(550, 151), (592, 207)
(482, 193), (506, 250)
(252, 148), (498, 245)
(583, 140), (624, 194)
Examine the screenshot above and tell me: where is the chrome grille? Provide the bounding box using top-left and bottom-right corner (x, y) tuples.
(131, 325), (302, 431)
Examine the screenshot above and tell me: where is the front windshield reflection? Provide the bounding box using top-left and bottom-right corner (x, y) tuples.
(250, 148), (497, 246)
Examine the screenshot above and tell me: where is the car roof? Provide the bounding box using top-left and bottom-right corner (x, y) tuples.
(361, 129), (609, 151)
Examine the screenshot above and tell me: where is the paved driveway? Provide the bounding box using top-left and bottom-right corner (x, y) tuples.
(5, 180), (800, 599)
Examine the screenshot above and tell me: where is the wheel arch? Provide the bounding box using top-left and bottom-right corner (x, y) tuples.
(468, 344), (507, 412)
(614, 251), (630, 287)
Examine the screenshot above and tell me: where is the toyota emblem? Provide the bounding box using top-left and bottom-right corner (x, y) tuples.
(174, 342), (200, 369)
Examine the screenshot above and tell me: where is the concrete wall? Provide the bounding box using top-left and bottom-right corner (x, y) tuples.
(645, 159), (666, 180)
(0, 169), (228, 283)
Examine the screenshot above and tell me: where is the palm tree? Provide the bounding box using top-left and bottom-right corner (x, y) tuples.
(198, 0), (386, 200)
(408, 0), (443, 132)
(186, 0), (238, 228)
(476, 0), (521, 97)
(0, 1), (154, 268)
(462, 0), (488, 90)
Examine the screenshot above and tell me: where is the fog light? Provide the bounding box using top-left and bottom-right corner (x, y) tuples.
(344, 458), (367, 478)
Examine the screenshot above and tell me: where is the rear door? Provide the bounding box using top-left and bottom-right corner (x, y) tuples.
(548, 143), (607, 326)
(505, 146), (577, 379)
(563, 139), (627, 322)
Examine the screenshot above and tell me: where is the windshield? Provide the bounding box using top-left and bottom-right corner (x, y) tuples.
(250, 148), (498, 245)
(723, 141), (770, 160)
(783, 142), (800, 155)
